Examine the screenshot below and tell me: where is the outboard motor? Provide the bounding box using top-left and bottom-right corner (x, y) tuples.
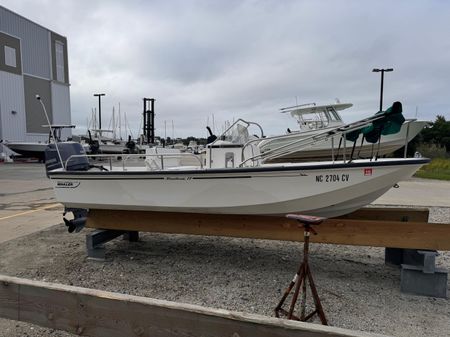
(87, 130), (100, 154)
(45, 142), (89, 177)
(125, 135), (137, 154)
(206, 126), (217, 144)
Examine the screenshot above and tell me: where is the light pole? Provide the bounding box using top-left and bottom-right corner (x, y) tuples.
(93, 93), (106, 129)
(372, 68), (393, 111)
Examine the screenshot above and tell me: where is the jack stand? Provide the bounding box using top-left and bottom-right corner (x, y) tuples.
(275, 214), (328, 325)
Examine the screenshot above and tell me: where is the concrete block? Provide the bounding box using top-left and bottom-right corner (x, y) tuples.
(385, 248), (437, 267)
(123, 231), (139, 242)
(401, 264), (448, 298)
(86, 229), (124, 260)
(87, 246), (106, 261)
(385, 247), (403, 266)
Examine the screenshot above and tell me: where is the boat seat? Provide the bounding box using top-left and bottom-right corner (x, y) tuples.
(286, 214), (325, 225)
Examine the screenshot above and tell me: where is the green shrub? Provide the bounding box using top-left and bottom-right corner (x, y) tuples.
(415, 157), (450, 180)
(415, 143), (449, 159)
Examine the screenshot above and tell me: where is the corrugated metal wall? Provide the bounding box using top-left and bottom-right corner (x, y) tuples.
(0, 7), (51, 79)
(0, 71), (26, 141)
(0, 6), (71, 142)
(23, 74), (53, 134)
(51, 82), (72, 139)
(0, 71), (48, 142)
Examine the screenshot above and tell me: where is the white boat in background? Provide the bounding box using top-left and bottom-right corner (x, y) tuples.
(3, 125), (77, 161)
(259, 102), (429, 162)
(87, 129), (136, 154)
(0, 142), (16, 162)
(45, 105), (429, 232)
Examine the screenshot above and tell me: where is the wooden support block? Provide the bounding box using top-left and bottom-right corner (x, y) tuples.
(337, 207), (429, 223)
(86, 207), (450, 251)
(0, 279), (19, 321)
(0, 275), (385, 337)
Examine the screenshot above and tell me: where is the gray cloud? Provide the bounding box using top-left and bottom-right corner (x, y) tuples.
(2, 0), (449, 138)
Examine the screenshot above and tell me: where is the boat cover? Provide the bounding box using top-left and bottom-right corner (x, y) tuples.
(345, 101), (405, 144)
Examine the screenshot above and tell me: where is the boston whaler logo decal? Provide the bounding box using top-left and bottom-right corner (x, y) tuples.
(56, 181), (80, 188)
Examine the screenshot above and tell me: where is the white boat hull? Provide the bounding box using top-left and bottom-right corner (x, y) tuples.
(98, 144), (128, 154)
(4, 142), (49, 160)
(260, 120), (428, 162)
(48, 158), (427, 218)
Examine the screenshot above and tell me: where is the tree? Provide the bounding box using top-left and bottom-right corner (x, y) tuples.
(421, 115), (450, 152)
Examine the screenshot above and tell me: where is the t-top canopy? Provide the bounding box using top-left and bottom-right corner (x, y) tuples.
(281, 103), (353, 116)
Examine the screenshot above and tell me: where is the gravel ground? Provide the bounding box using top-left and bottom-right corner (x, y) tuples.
(0, 207), (449, 337)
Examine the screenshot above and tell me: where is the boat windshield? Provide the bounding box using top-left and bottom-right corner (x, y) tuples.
(295, 111), (329, 130)
(210, 119), (264, 146)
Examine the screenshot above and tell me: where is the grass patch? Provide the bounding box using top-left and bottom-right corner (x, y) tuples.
(415, 157), (450, 181)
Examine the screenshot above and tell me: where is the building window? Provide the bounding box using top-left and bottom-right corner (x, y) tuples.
(4, 46), (16, 68)
(55, 41), (65, 82)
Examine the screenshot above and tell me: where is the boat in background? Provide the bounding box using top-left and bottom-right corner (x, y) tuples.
(85, 129), (140, 155)
(44, 102), (429, 232)
(3, 124), (78, 162)
(259, 102), (429, 162)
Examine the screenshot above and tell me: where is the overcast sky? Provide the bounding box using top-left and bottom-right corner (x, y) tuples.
(3, 0), (450, 138)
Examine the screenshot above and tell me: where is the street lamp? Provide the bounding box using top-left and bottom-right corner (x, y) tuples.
(372, 68), (393, 111)
(93, 93), (106, 129)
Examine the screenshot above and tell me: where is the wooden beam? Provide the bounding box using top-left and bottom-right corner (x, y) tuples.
(85, 207), (450, 250)
(0, 275), (385, 337)
(336, 207), (429, 223)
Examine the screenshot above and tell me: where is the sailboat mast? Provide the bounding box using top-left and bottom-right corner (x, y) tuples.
(112, 106), (116, 140)
(118, 102), (122, 140)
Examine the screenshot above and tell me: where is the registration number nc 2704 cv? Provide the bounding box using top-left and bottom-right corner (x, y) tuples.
(315, 174), (349, 183)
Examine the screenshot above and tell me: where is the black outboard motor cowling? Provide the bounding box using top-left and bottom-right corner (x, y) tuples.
(45, 142), (89, 177)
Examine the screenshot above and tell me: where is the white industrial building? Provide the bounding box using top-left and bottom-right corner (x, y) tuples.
(0, 5), (71, 144)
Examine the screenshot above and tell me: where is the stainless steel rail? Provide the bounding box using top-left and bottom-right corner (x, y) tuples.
(64, 152), (203, 171)
(239, 113), (389, 167)
(207, 119), (264, 168)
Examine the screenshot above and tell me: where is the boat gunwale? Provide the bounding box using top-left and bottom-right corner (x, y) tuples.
(47, 158), (430, 178)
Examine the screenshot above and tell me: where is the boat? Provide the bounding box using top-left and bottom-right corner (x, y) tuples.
(3, 124), (77, 161)
(86, 129), (131, 154)
(259, 102), (429, 162)
(44, 102), (429, 231)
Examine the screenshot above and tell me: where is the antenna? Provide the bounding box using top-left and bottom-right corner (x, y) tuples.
(36, 94), (64, 169)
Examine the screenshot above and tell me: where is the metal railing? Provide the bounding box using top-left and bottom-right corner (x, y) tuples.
(239, 113), (392, 167)
(64, 152), (203, 172)
(207, 119), (264, 168)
